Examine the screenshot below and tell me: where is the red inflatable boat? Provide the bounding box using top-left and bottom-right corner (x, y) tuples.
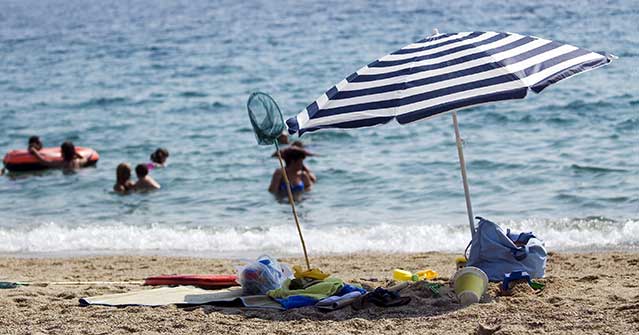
(2, 147), (100, 171)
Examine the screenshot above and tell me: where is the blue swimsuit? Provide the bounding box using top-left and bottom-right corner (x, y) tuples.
(280, 180), (305, 193)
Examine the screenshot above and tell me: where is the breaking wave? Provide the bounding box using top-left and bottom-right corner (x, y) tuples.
(1, 218), (637, 257)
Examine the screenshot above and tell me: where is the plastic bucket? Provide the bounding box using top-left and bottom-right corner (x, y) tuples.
(452, 266), (488, 305)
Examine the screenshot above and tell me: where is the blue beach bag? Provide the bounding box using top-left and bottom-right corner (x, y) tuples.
(466, 217), (547, 282)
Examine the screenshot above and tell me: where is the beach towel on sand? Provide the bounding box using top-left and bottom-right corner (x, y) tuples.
(79, 286), (283, 310)
(267, 278), (343, 300)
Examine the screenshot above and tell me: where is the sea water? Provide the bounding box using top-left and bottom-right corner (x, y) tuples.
(1, 0), (637, 257)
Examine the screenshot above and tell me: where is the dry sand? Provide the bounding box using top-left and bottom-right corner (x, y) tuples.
(1, 252), (638, 335)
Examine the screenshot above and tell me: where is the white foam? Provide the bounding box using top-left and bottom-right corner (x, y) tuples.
(0, 218), (637, 256)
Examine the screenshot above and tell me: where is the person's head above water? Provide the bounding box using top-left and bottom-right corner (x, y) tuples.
(116, 163), (132, 185)
(28, 136), (42, 151)
(272, 141), (307, 157)
(290, 140), (304, 149)
(135, 164), (149, 178)
(281, 146), (314, 166)
(60, 141), (77, 162)
(150, 148), (169, 165)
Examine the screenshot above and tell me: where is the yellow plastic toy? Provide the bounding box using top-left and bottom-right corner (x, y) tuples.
(293, 265), (330, 280)
(393, 269), (439, 281)
(416, 269), (438, 280)
(393, 269), (415, 281)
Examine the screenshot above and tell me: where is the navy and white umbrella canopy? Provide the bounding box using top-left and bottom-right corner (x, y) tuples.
(285, 31), (613, 236)
(286, 31), (613, 135)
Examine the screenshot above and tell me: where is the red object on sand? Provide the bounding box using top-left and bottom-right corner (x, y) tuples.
(143, 275), (239, 289)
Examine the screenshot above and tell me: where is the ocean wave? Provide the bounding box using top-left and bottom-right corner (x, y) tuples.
(545, 99), (615, 112)
(178, 91), (209, 98)
(615, 118), (638, 132)
(469, 159), (525, 170)
(570, 164), (628, 174)
(71, 97), (131, 109)
(1, 218), (637, 255)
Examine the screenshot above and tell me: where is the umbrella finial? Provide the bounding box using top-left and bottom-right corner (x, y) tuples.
(432, 28), (439, 35)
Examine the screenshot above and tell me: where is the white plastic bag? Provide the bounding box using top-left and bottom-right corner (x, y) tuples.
(237, 255), (292, 295)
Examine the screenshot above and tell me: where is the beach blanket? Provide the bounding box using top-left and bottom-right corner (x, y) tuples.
(79, 286), (283, 310)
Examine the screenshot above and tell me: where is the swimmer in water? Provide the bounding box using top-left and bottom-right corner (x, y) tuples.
(269, 146), (315, 195)
(113, 163), (135, 194)
(289, 141), (316, 183)
(134, 163), (160, 191)
(272, 141), (317, 183)
(148, 148), (169, 169)
(30, 141), (91, 171)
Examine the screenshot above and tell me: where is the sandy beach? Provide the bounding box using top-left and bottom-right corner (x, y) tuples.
(1, 251), (638, 334)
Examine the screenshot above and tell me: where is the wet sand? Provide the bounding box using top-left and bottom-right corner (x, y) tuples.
(1, 252), (638, 334)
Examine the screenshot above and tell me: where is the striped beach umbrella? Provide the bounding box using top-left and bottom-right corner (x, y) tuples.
(286, 30), (614, 236)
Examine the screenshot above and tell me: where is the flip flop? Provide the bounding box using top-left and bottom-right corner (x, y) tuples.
(353, 288), (411, 309)
(369, 288), (411, 307)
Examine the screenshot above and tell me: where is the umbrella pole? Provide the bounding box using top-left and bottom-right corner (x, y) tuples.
(274, 143), (311, 270)
(451, 111), (475, 237)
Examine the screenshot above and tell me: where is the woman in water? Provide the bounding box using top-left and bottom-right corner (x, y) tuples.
(113, 163), (135, 194)
(289, 141), (316, 183)
(30, 141), (91, 170)
(268, 146), (315, 195)
(272, 141), (317, 183)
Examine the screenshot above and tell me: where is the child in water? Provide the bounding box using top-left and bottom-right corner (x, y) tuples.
(113, 163), (135, 194)
(148, 148), (169, 169)
(134, 164), (160, 191)
(28, 136), (43, 152)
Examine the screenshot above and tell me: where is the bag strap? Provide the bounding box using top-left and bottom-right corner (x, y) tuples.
(465, 216), (485, 261)
(511, 245), (529, 261)
(463, 239), (472, 261)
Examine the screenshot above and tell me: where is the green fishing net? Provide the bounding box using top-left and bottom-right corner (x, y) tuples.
(245, 92), (311, 269)
(247, 92), (286, 145)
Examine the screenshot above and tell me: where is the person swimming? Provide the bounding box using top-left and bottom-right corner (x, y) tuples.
(268, 146), (315, 195)
(134, 163), (160, 191)
(147, 148), (169, 169)
(29, 141), (91, 171)
(113, 163), (135, 194)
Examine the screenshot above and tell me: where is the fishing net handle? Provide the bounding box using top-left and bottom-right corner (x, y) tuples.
(275, 141), (311, 270)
